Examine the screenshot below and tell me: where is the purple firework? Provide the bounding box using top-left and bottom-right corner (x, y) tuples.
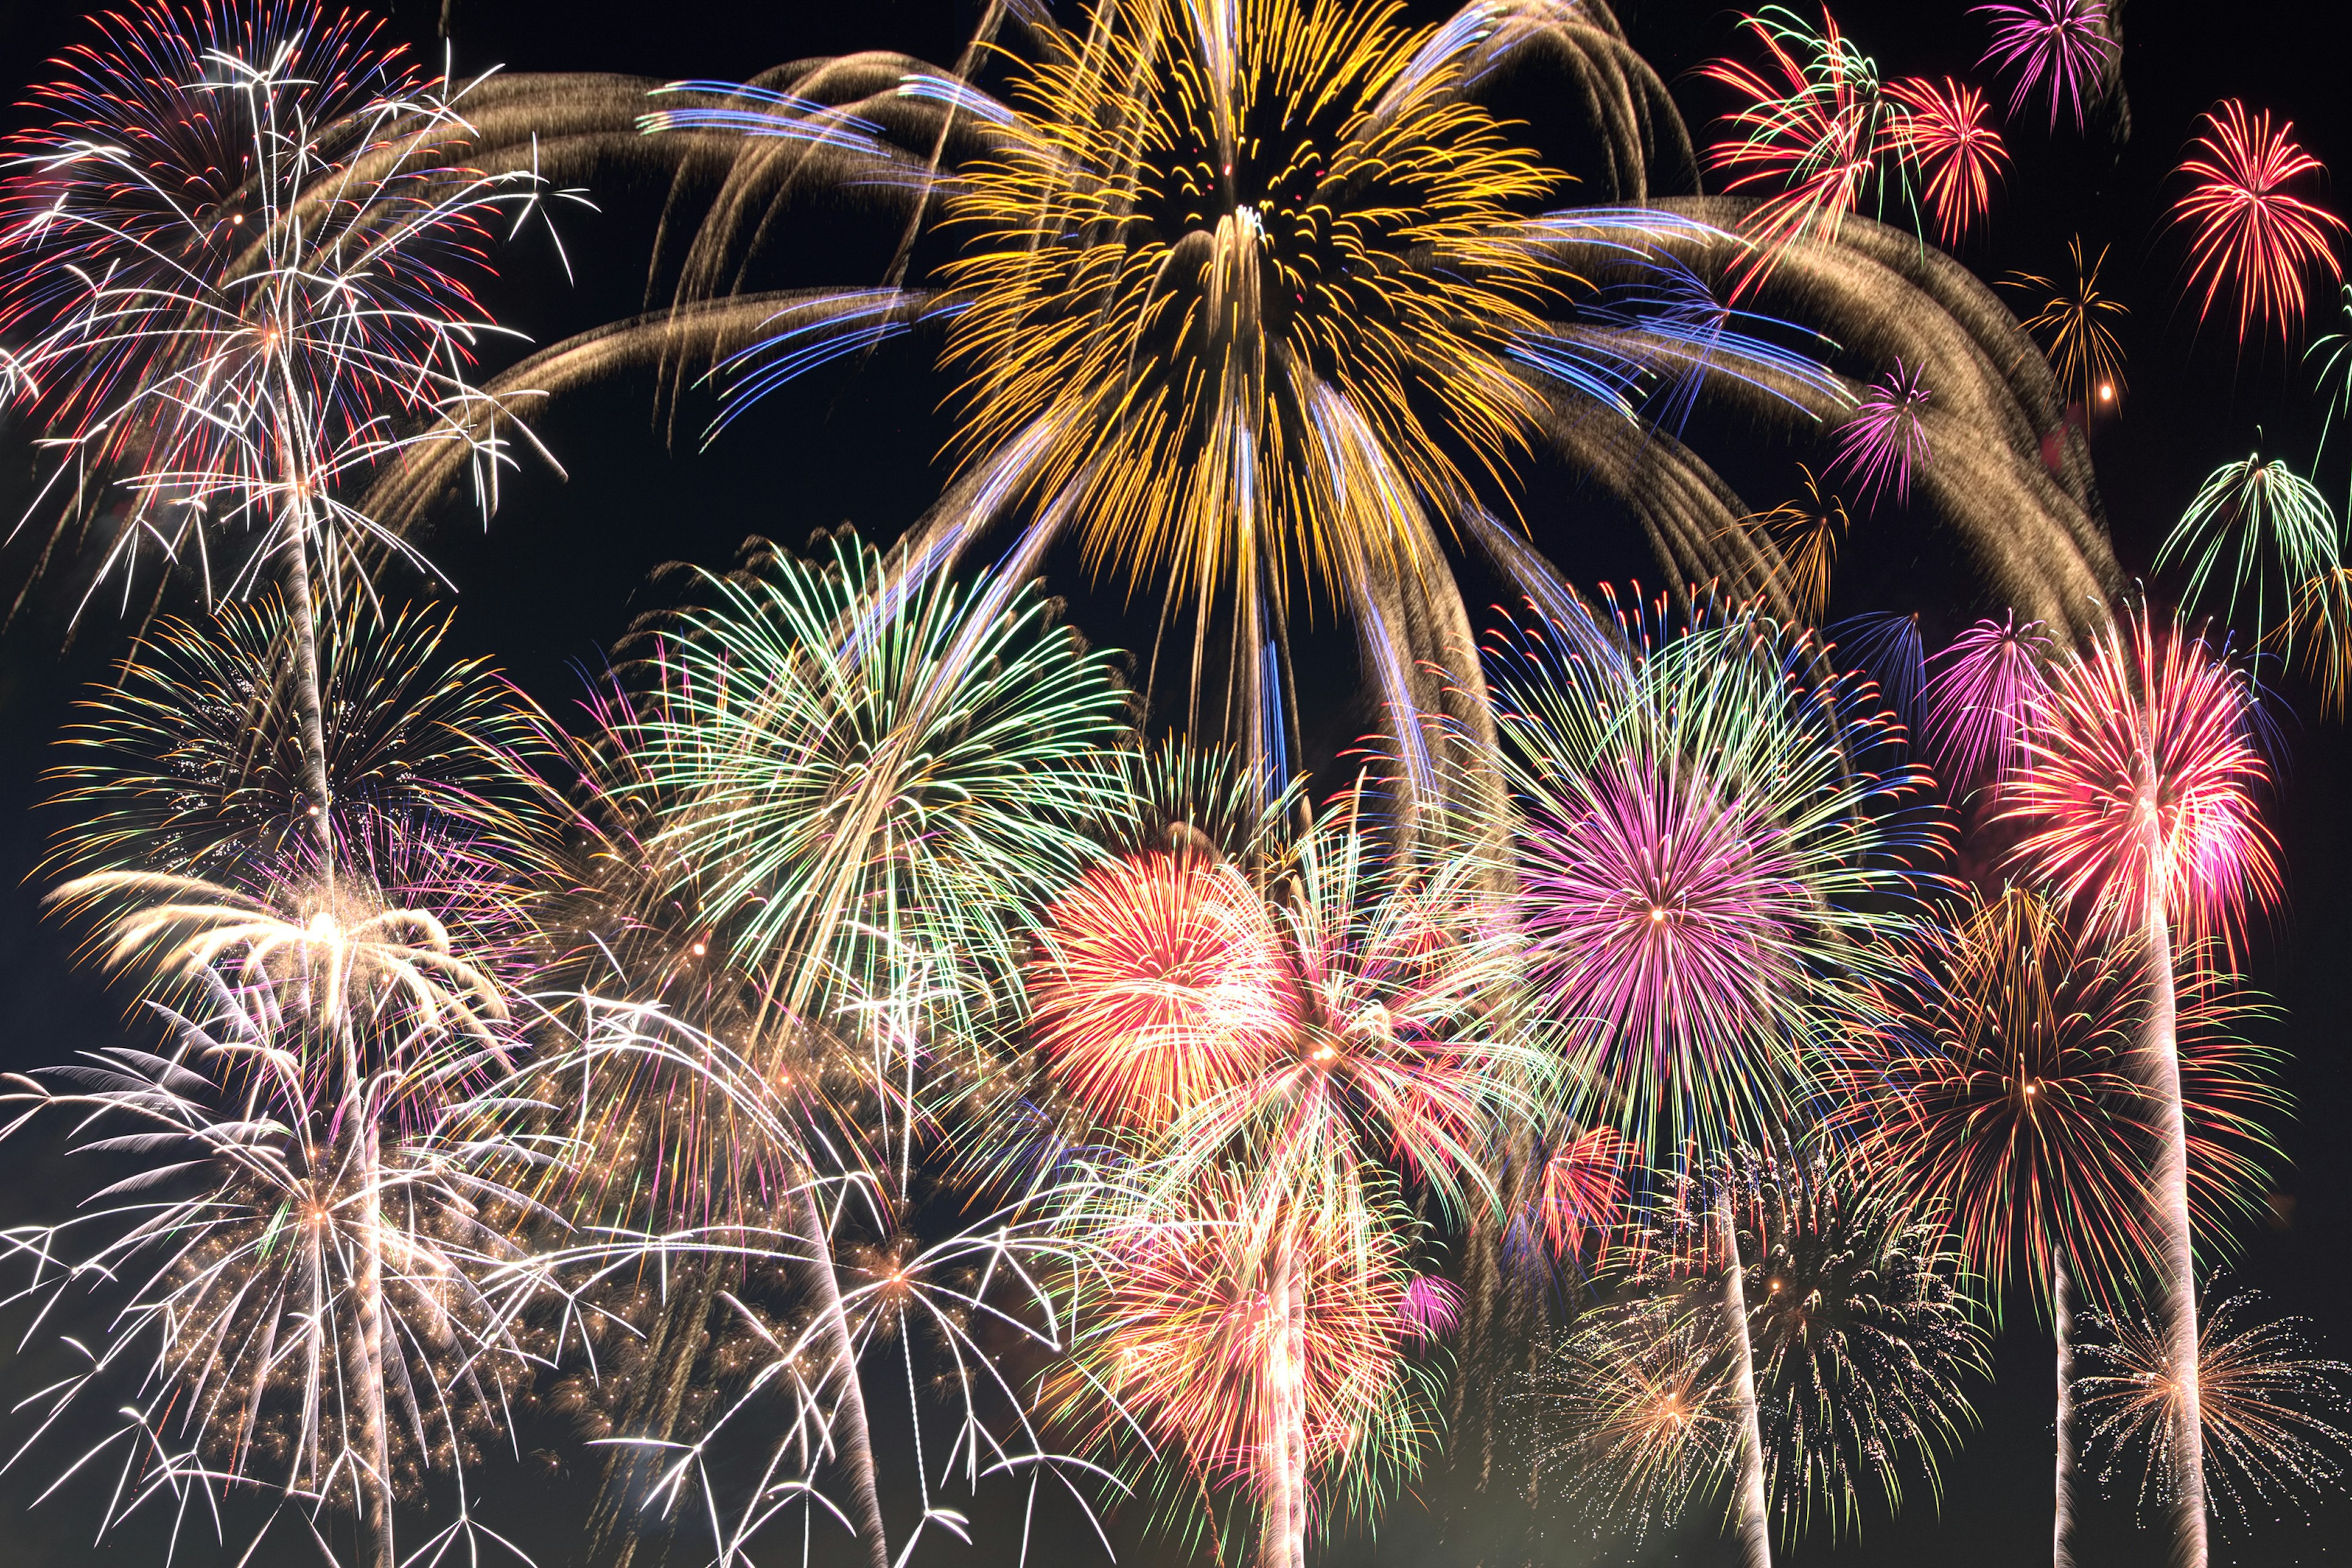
(1834, 361), (1935, 508)
(1925, 612), (2056, 794)
(1975, 0), (2120, 133)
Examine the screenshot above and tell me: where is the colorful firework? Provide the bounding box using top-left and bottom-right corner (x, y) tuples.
(2080, 1288), (2352, 1525)
(2168, 100), (2348, 349)
(2008, 238), (2131, 413)
(1048, 1159), (1433, 1568)
(1999, 609), (2282, 1568)
(1973, 0), (2120, 132)
(1887, 76), (2008, 245)
(357, 0), (2132, 816)
(1924, 612), (2056, 793)
(2158, 451), (2341, 639)
(0, 0), (568, 864)
(1491, 592), (1933, 1158)
(1833, 359), (1935, 508)
(1701, 6), (1920, 266)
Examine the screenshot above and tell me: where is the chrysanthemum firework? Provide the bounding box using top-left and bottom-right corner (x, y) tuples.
(1885, 77), (2007, 246)
(1490, 589), (1936, 1157)
(1923, 612), (2056, 794)
(1833, 358), (1934, 508)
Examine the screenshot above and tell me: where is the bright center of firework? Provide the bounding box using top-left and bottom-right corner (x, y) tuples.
(2098, 382), (2114, 401)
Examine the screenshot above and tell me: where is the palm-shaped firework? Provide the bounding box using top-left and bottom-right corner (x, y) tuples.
(1998, 608), (2281, 1568)
(356, 0), (2121, 830)
(1025, 777), (1542, 1568)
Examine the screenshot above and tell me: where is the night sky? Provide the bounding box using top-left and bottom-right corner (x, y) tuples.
(2, 1), (2350, 1565)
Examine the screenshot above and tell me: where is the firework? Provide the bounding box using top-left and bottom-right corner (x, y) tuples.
(2009, 238), (2130, 415)
(1, 965), (552, 1568)
(1924, 612), (2056, 793)
(1999, 609), (2280, 1568)
(0, 0), (567, 857)
(1491, 590), (1934, 1158)
(1028, 851), (1294, 1133)
(1739, 466), (1849, 624)
(1833, 360), (1934, 508)
(359, 0), (2128, 812)
(1973, 0), (2120, 132)
(2168, 100), (2348, 349)
(2159, 452), (2340, 641)
(2081, 1289), (2352, 1525)
(1048, 1159), (1433, 1568)
(2309, 285), (2352, 457)
(1728, 1150), (1987, 1537)
(1887, 77), (2008, 246)
(1530, 1289), (1738, 1536)
(1700, 6), (1920, 268)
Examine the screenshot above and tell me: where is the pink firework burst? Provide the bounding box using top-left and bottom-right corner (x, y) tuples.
(1924, 611), (2056, 794)
(1889, 76), (2008, 245)
(1833, 360), (1934, 507)
(2169, 100), (2348, 349)
(1973, 0), (2119, 132)
(1999, 611), (2278, 951)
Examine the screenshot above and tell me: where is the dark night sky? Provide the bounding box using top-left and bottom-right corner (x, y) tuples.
(2, 1), (2350, 1565)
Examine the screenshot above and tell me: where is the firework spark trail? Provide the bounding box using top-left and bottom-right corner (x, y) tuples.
(1973, 1), (2120, 132)
(2000, 611), (2280, 1568)
(2168, 100), (2348, 349)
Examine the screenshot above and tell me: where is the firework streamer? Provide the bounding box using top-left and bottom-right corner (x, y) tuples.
(1974, 1), (2121, 134)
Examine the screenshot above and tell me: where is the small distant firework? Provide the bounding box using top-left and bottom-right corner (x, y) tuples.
(1701, 7), (1919, 266)
(2009, 238), (2130, 412)
(1834, 360), (1934, 508)
(1887, 77), (2008, 245)
(1526, 1126), (1632, 1274)
(2080, 1289), (2352, 1523)
(2158, 451), (2340, 639)
(1491, 592), (1933, 1159)
(2283, 566), (2352, 718)
(1924, 612), (2055, 793)
(2168, 100), (2348, 349)
(2308, 285), (2352, 454)
(1743, 466), (1850, 624)
(1973, 0), (2119, 132)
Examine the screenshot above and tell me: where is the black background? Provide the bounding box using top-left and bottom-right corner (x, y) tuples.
(1, 1), (2347, 1564)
